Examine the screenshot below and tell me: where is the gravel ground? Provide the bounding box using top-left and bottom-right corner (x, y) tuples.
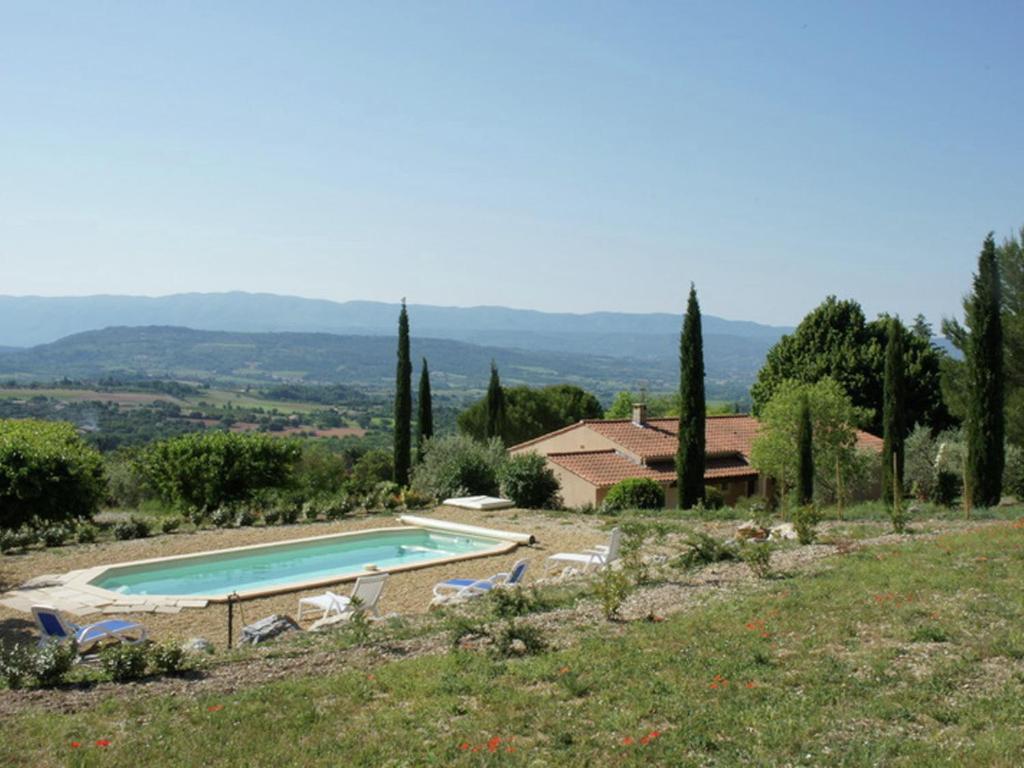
(0, 507), (608, 648)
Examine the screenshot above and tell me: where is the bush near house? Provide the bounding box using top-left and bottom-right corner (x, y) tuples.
(499, 453), (561, 509)
(602, 477), (665, 512)
(0, 419), (106, 531)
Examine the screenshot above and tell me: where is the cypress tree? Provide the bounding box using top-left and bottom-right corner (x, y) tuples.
(393, 300), (412, 486)
(796, 394), (814, 505)
(416, 358), (433, 462)
(485, 361), (505, 441)
(882, 317), (906, 503)
(967, 233), (1005, 507)
(676, 284), (706, 509)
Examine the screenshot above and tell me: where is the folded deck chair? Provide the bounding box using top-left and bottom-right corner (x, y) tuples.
(543, 528), (622, 576)
(297, 572), (389, 622)
(432, 559), (529, 600)
(31, 604), (147, 653)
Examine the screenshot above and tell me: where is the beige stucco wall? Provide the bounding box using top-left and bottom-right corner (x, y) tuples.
(550, 464), (600, 508)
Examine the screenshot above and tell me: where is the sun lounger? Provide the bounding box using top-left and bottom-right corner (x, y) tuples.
(432, 559), (529, 600)
(297, 573), (388, 622)
(31, 604), (147, 653)
(543, 528), (622, 576)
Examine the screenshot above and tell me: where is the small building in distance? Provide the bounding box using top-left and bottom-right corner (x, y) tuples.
(508, 404), (883, 509)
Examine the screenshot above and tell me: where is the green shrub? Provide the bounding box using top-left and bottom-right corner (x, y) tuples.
(400, 488), (433, 509)
(494, 620), (547, 657)
(235, 507), (258, 527)
(209, 506), (236, 528)
(100, 643), (149, 682)
(674, 533), (739, 570)
(1004, 444), (1024, 499)
(0, 642), (29, 689)
(410, 435), (504, 500)
(347, 449), (395, 495)
(703, 485), (725, 510)
(591, 568), (633, 619)
(489, 587), (544, 619)
(29, 641), (78, 687)
(602, 478), (665, 513)
(113, 517), (150, 541)
(138, 431), (300, 513)
(0, 527), (35, 553)
(262, 508), (282, 526)
(499, 453), (561, 509)
(791, 505), (821, 545)
(148, 643), (191, 676)
(0, 419), (105, 531)
(740, 542), (773, 579)
(38, 525), (68, 548)
(75, 522), (99, 544)
(160, 516), (182, 534)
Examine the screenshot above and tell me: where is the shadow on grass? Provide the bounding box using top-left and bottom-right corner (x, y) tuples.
(0, 615), (38, 646)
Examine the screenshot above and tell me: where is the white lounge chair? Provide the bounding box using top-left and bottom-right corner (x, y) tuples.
(297, 573), (388, 622)
(543, 528), (622, 576)
(432, 559), (529, 600)
(31, 604), (147, 653)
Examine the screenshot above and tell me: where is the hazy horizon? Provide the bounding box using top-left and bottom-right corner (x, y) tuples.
(3, 3), (1022, 328)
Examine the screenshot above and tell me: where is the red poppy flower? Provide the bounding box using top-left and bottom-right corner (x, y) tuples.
(70, 742), (81, 749)
(746, 681), (758, 689)
(95, 740), (111, 748)
(621, 736), (635, 746)
(459, 743), (470, 751)
(207, 705), (224, 712)
(487, 736), (502, 752)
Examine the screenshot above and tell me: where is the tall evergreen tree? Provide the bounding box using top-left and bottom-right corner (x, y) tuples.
(485, 361), (505, 441)
(416, 358), (433, 462)
(796, 395), (814, 505)
(882, 317), (906, 503)
(967, 234), (1005, 507)
(676, 284), (706, 509)
(393, 300), (412, 486)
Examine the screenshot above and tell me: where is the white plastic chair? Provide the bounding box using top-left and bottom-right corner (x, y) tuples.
(543, 528), (622, 576)
(297, 573), (388, 622)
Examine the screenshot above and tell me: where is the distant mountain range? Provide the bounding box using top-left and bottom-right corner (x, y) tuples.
(0, 292), (790, 354)
(0, 325), (759, 401)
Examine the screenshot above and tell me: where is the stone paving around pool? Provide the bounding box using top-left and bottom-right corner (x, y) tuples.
(0, 567), (209, 617)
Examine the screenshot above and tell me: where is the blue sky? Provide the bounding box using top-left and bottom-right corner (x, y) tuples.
(1, 2), (1021, 327)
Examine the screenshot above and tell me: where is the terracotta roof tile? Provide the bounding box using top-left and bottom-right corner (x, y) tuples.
(548, 450), (758, 489)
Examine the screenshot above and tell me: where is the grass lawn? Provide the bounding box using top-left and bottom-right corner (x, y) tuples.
(4, 520), (1024, 766)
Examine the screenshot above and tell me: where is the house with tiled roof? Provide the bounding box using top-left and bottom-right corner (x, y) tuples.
(509, 404), (884, 509)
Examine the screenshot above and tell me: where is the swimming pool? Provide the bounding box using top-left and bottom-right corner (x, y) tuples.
(87, 526), (514, 600)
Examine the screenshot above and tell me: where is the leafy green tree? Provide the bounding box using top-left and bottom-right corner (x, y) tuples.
(676, 284), (706, 509)
(459, 384), (602, 446)
(139, 431), (300, 512)
(485, 361), (505, 441)
(882, 318), (907, 503)
(751, 378), (871, 508)
(499, 453), (561, 509)
(416, 358), (433, 463)
(348, 449), (394, 494)
(966, 234), (1005, 507)
(796, 395), (814, 505)
(752, 296), (949, 434)
(393, 301), (412, 486)
(410, 435), (505, 501)
(0, 419), (106, 530)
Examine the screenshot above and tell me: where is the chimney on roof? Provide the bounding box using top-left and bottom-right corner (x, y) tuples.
(631, 403), (647, 427)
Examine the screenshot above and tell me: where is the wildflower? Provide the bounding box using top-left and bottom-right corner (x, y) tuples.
(746, 681), (758, 689)
(70, 742), (81, 749)
(558, 666), (570, 676)
(621, 736), (635, 746)
(459, 743), (470, 751)
(207, 705), (224, 712)
(366, 674), (376, 681)
(487, 737), (501, 753)
(95, 740), (111, 748)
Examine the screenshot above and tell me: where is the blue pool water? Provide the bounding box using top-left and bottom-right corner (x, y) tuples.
(90, 529), (498, 597)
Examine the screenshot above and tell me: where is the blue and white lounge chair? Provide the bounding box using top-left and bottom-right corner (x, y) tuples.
(31, 604), (148, 653)
(432, 559), (529, 600)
